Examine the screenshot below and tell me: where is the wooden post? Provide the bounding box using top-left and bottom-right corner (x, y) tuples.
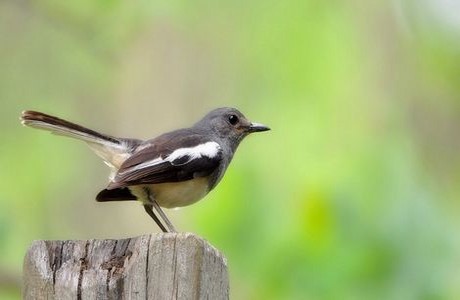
(23, 233), (229, 300)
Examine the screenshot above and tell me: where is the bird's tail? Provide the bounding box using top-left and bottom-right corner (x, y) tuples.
(21, 110), (120, 145)
(20, 110), (139, 168)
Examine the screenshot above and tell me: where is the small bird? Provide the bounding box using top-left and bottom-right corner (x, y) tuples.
(21, 107), (270, 232)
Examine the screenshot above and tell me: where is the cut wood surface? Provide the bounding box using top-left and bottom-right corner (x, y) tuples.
(23, 233), (229, 300)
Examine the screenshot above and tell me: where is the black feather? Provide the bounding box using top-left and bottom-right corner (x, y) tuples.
(106, 130), (223, 189)
(96, 188), (137, 202)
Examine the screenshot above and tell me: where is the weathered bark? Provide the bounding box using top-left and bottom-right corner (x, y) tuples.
(23, 233), (229, 300)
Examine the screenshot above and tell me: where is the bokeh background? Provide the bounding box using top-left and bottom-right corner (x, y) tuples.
(1, 0), (460, 299)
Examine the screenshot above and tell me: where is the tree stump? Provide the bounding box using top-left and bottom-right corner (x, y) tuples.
(23, 233), (229, 299)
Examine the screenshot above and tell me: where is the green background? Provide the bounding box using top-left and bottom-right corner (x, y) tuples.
(1, 0), (460, 299)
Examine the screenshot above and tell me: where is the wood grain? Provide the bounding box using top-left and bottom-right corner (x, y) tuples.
(23, 233), (229, 300)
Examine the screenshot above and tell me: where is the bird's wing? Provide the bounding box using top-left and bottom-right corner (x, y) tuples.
(107, 130), (222, 189)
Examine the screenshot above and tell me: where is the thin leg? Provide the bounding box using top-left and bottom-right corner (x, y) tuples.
(150, 196), (177, 233)
(143, 204), (168, 232)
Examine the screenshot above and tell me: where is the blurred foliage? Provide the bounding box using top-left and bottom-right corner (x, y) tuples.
(1, 0), (460, 299)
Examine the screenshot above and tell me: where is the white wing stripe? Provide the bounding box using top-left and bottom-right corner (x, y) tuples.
(167, 142), (221, 162)
(124, 142), (221, 173)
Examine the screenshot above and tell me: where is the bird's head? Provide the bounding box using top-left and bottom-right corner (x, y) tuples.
(195, 107), (270, 148)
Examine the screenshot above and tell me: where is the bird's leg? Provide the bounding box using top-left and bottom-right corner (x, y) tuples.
(145, 189), (177, 233)
(143, 204), (168, 233)
(150, 198), (177, 233)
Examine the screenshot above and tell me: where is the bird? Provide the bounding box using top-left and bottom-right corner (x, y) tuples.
(20, 107), (270, 232)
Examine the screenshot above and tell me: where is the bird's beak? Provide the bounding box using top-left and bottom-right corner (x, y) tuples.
(247, 122), (270, 133)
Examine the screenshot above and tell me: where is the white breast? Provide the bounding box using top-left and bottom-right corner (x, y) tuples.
(130, 177), (210, 209)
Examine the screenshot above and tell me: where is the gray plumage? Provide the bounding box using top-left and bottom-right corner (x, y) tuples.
(21, 107), (269, 232)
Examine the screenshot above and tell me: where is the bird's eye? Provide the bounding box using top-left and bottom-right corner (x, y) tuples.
(228, 114), (239, 125)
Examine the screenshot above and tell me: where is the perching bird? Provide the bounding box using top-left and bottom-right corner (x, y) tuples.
(21, 108), (270, 232)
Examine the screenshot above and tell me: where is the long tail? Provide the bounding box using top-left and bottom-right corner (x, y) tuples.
(20, 110), (141, 168)
(21, 110), (120, 145)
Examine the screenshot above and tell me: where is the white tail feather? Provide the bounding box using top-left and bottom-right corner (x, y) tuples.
(21, 112), (132, 169)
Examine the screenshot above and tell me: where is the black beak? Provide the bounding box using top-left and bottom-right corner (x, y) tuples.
(248, 122), (270, 133)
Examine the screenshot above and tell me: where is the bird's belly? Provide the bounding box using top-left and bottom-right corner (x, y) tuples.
(146, 177), (210, 208)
